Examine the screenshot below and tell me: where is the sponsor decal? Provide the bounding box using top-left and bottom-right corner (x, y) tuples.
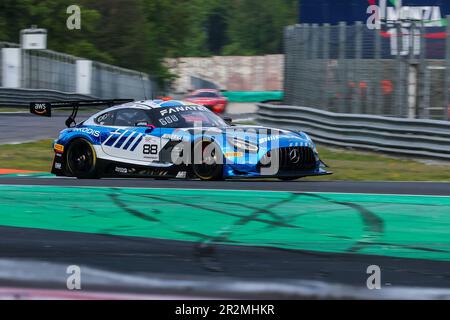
(162, 134), (184, 142)
(54, 162), (62, 170)
(73, 128), (100, 138)
(31, 103), (51, 117)
(34, 103), (48, 115)
(96, 113), (110, 123)
(115, 167), (128, 174)
(54, 144), (64, 153)
(259, 135), (280, 144)
(176, 171), (187, 179)
(160, 105), (207, 116)
(225, 152), (244, 158)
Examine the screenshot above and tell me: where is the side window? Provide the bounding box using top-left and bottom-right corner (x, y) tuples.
(114, 109), (151, 127)
(95, 111), (115, 126)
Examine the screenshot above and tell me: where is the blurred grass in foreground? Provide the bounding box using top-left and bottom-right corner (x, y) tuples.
(312, 146), (450, 182)
(0, 140), (54, 172)
(0, 140), (449, 181)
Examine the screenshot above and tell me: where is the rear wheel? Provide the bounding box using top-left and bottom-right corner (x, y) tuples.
(66, 139), (98, 179)
(192, 140), (223, 181)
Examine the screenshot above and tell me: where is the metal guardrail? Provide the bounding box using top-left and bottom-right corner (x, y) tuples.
(0, 88), (96, 107)
(257, 103), (450, 160)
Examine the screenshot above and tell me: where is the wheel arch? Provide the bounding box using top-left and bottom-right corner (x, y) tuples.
(63, 136), (99, 178)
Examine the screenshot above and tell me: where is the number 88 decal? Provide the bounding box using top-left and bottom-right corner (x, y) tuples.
(143, 144), (158, 155)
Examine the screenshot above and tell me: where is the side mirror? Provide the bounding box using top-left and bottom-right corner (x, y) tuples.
(135, 121), (149, 127)
(223, 117), (233, 126)
(135, 122), (155, 133)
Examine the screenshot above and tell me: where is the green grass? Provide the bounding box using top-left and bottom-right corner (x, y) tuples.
(0, 140), (54, 171)
(0, 140), (449, 181)
(0, 108), (28, 113)
(311, 145), (450, 181)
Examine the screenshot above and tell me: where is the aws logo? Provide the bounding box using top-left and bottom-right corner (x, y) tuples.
(30, 102), (51, 117)
(34, 103), (47, 114)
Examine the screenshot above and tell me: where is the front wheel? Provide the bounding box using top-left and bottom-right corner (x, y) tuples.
(192, 140), (223, 181)
(66, 139), (99, 179)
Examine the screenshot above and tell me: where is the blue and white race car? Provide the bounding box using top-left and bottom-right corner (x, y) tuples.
(30, 99), (331, 180)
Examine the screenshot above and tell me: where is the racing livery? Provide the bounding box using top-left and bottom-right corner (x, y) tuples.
(30, 99), (331, 180)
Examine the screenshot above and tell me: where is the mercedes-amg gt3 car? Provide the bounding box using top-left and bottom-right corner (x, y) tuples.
(30, 99), (331, 180)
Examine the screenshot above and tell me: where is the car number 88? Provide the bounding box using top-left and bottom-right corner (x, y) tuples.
(143, 144), (158, 155)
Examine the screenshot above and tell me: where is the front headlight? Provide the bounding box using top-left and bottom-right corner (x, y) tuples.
(227, 137), (259, 152)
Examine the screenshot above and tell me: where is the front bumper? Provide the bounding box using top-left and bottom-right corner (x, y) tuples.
(223, 162), (332, 178)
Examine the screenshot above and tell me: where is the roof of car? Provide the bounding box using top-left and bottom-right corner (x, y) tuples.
(86, 99), (205, 124)
(122, 99), (197, 110)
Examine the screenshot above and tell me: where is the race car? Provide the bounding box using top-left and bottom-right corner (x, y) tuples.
(184, 89), (228, 114)
(30, 99), (331, 180)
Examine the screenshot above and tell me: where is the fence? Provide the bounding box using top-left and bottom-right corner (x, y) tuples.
(283, 17), (450, 120)
(22, 49), (77, 92)
(257, 103), (450, 160)
(91, 61), (152, 100)
(1, 42), (154, 102)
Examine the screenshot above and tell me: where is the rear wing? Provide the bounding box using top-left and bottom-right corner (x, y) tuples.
(30, 99), (134, 127)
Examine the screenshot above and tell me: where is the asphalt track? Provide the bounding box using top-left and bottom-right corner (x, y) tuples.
(1, 176), (450, 298)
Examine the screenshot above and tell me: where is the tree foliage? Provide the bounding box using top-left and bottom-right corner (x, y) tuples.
(0, 0), (298, 83)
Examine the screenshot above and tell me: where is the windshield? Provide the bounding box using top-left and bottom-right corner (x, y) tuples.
(189, 91), (219, 98)
(148, 105), (227, 128)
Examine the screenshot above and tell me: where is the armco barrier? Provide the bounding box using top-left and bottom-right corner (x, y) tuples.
(257, 103), (450, 160)
(0, 88), (96, 107)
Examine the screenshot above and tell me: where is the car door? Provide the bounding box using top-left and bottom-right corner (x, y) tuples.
(100, 108), (162, 164)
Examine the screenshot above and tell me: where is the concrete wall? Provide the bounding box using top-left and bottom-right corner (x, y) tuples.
(166, 55), (284, 93)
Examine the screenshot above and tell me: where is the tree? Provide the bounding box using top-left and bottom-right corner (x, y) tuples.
(0, 0), (111, 62)
(223, 0), (298, 55)
(0, 0), (299, 85)
(0, 0), (33, 43)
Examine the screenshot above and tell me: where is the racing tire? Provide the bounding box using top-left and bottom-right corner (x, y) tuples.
(192, 140), (223, 181)
(66, 138), (99, 179)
